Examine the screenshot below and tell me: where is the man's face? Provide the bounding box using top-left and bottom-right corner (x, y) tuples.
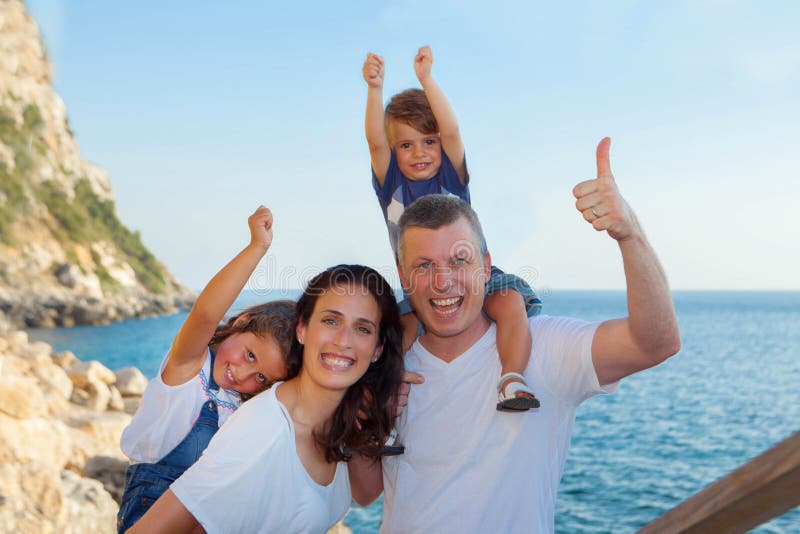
(398, 217), (491, 345)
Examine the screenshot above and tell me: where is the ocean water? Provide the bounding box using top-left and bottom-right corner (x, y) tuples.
(28, 290), (800, 533)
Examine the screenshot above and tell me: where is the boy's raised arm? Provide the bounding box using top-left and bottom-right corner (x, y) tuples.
(363, 53), (391, 186)
(415, 46), (467, 183)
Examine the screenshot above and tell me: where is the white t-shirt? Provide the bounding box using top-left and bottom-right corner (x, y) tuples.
(381, 316), (618, 534)
(120, 349), (241, 463)
(171, 383), (352, 534)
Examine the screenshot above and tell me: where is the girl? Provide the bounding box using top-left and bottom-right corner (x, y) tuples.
(117, 206), (296, 532)
(128, 264), (405, 533)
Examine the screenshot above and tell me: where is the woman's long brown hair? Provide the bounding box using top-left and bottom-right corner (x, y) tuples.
(290, 265), (404, 462)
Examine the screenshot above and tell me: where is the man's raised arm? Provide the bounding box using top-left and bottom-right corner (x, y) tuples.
(572, 138), (681, 386)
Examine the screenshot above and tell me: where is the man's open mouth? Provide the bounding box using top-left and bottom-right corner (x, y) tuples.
(430, 296), (463, 316)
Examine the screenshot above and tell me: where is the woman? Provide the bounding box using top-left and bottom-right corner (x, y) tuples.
(128, 264), (404, 533)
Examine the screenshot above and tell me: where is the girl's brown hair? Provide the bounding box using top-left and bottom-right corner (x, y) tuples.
(209, 300), (301, 398)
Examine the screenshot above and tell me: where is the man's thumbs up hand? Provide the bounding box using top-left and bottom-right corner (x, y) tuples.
(573, 137), (639, 242)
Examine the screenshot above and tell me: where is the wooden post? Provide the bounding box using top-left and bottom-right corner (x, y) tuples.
(638, 431), (800, 534)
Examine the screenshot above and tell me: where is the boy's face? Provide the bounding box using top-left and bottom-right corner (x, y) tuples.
(388, 121), (442, 181)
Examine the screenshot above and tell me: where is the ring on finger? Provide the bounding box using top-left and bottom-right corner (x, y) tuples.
(591, 207), (600, 218)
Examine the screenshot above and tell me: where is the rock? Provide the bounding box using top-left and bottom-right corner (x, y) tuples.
(2, 353), (32, 377)
(85, 382), (111, 412)
(59, 470), (118, 533)
(0, 336), (8, 353)
(19, 340), (53, 362)
(0, 461), (63, 532)
(114, 367), (147, 396)
(0, 414), (73, 468)
(35, 360), (73, 400)
(122, 397), (140, 415)
(53, 350), (78, 369)
(70, 388), (90, 406)
(20, 462), (64, 518)
(107, 385), (124, 412)
(327, 520), (353, 534)
(0, 375), (48, 418)
(6, 330), (29, 350)
(68, 360), (116, 388)
(64, 411), (130, 473)
(84, 456), (128, 504)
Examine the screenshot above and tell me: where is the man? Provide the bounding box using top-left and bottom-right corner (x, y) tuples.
(349, 138), (681, 533)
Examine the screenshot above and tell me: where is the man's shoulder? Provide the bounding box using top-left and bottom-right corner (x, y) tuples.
(529, 314), (592, 331)
(528, 315), (598, 359)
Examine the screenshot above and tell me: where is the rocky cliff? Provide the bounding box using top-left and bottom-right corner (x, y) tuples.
(0, 0), (194, 328)
(0, 328), (147, 532)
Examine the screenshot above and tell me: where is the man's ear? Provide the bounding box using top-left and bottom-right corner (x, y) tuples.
(483, 251), (492, 284)
(295, 321), (307, 345)
(397, 263), (411, 291)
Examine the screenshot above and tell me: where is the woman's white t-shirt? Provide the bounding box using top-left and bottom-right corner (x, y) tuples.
(120, 349), (241, 463)
(171, 383), (351, 533)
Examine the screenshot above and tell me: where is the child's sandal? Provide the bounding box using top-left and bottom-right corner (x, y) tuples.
(496, 372), (540, 411)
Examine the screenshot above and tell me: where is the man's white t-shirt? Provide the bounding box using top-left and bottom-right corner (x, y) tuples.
(381, 316), (618, 534)
(171, 383), (351, 534)
(121, 349), (241, 463)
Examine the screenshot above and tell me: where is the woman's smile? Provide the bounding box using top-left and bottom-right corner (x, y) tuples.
(319, 352), (356, 371)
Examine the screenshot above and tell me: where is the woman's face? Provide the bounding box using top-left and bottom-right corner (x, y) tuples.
(295, 284), (383, 392)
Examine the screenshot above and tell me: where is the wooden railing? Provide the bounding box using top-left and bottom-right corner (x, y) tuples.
(638, 430), (800, 533)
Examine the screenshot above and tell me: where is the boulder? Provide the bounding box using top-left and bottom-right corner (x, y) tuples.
(122, 397), (141, 415)
(35, 360), (74, 400)
(59, 470), (117, 533)
(67, 361), (116, 388)
(114, 367), (147, 396)
(70, 388), (90, 406)
(1, 353), (32, 377)
(84, 456), (128, 504)
(0, 375), (48, 419)
(0, 461), (63, 533)
(64, 410), (131, 472)
(52, 350), (78, 370)
(85, 382), (111, 412)
(327, 521), (353, 534)
(107, 385), (124, 412)
(6, 330), (29, 351)
(19, 340), (53, 363)
(0, 414), (73, 468)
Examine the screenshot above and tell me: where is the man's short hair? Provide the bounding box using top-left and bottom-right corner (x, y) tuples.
(397, 195), (488, 265)
(384, 88), (438, 143)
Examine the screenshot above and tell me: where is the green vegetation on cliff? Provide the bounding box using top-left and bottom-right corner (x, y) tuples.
(0, 101), (166, 293)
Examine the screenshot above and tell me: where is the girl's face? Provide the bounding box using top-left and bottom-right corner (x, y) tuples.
(213, 331), (287, 395)
(296, 285), (383, 392)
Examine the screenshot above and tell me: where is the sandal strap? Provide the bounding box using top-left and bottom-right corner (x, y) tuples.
(497, 372), (527, 393)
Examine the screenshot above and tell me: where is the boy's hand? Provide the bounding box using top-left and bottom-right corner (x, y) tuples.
(414, 45), (433, 83)
(248, 205), (273, 252)
(362, 53), (385, 88)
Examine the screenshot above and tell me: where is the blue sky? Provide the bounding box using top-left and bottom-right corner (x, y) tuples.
(26, 1), (800, 291)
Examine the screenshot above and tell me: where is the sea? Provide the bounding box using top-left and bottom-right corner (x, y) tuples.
(28, 290), (800, 533)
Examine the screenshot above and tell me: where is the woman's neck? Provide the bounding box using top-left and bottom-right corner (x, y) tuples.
(277, 373), (346, 432)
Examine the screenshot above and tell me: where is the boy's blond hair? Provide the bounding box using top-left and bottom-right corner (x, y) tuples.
(384, 88), (439, 143)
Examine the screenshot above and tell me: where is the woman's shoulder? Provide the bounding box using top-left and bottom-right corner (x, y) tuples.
(227, 384), (290, 432)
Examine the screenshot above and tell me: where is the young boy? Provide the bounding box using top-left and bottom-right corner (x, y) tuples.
(363, 46), (542, 411)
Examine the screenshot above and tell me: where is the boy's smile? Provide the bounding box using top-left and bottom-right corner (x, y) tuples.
(389, 121), (442, 181)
